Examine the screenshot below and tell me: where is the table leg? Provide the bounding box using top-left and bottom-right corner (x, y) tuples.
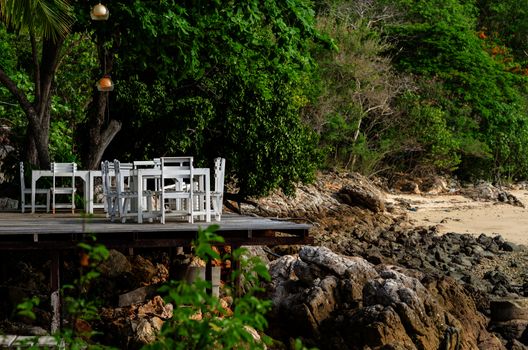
(86, 174), (93, 214)
(137, 174), (143, 224)
(205, 171), (211, 222)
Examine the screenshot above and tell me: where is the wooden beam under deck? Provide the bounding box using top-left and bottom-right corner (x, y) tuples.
(0, 213), (312, 250)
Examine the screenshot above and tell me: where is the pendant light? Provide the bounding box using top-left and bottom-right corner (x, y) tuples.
(91, 3), (109, 20)
(96, 75), (114, 91)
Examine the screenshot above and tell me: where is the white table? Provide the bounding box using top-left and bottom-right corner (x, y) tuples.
(31, 170), (103, 214)
(129, 167), (210, 223)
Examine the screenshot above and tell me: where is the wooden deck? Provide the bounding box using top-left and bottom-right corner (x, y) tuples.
(0, 212), (312, 250)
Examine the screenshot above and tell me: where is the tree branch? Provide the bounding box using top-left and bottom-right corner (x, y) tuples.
(30, 31), (41, 103)
(0, 67), (36, 119)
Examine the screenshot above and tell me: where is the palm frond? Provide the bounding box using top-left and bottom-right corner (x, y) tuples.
(0, 0), (74, 40)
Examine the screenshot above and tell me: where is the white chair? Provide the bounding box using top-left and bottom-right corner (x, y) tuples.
(50, 162), (77, 214)
(101, 160), (119, 220)
(114, 159), (157, 223)
(19, 162), (50, 213)
(133, 159), (161, 169)
(211, 157), (226, 221)
(160, 157), (194, 224)
(193, 157), (225, 221)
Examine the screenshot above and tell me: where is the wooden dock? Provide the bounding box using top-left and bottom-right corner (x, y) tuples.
(0, 212), (312, 250)
(0, 212), (312, 334)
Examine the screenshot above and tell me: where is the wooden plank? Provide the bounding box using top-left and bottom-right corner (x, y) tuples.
(0, 212), (312, 250)
(0, 335), (17, 347)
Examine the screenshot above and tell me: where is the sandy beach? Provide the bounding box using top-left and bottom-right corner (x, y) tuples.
(388, 189), (528, 246)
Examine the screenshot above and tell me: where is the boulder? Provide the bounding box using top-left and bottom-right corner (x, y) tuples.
(266, 246), (505, 350)
(99, 249), (132, 278)
(337, 173), (386, 213)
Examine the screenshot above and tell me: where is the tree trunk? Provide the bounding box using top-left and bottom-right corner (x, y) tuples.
(0, 36), (63, 168)
(80, 33), (122, 170)
(82, 89), (121, 169)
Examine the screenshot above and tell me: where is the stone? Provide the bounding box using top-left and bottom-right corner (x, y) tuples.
(510, 339), (528, 350)
(502, 242), (522, 252)
(134, 318), (156, 344)
(98, 249), (132, 278)
(489, 319), (528, 341)
(131, 255), (158, 284)
(490, 298), (528, 322)
(338, 173), (386, 213)
(118, 285), (159, 307)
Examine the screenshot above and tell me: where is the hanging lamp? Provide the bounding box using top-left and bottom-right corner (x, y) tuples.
(96, 75), (114, 91)
(91, 3), (109, 20)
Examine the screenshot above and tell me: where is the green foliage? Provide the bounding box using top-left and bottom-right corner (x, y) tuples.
(61, 235), (110, 342)
(49, 119), (77, 162)
(107, 0), (325, 196)
(16, 225), (277, 349)
(381, 0), (528, 180)
(147, 225), (272, 350)
(477, 0), (528, 63)
(0, 0), (74, 40)
(308, 3), (405, 175)
(16, 296), (39, 321)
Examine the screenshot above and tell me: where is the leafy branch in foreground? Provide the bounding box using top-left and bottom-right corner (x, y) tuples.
(145, 225), (272, 350)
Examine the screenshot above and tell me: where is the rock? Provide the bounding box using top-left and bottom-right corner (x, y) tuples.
(337, 173), (386, 213)
(510, 339), (528, 350)
(461, 182), (525, 207)
(299, 246), (378, 280)
(266, 247), (505, 350)
(502, 241), (522, 252)
(131, 255), (158, 285)
(134, 318), (156, 344)
(421, 176), (449, 195)
(99, 249), (132, 278)
(489, 319), (528, 341)
(0, 197), (18, 210)
(490, 298), (528, 322)
(137, 296), (173, 320)
(118, 285), (159, 307)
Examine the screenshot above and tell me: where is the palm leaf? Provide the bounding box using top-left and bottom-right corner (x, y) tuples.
(0, 0), (73, 39)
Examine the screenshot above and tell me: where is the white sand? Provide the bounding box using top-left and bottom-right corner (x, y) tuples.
(388, 190), (528, 246)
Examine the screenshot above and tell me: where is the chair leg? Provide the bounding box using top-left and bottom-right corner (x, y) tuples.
(71, 192), (75, 214)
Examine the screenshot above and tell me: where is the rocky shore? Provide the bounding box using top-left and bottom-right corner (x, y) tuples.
(2, 171), (528, 349)
(241, 172), (528, 349)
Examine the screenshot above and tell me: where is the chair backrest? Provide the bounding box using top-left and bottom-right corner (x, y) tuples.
(213, 158), (226, 194)
(101, 161), (111, 195)
(161, 157), (193, 191)
(160, 156), (193, 169)
(113, 160), (130, 194)
(133, 159), (160, 169)
(51, 162), (77, 173)
(19, 162), (26, 193)
(51, 162), (76, 188)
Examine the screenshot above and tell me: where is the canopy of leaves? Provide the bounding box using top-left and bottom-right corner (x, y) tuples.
(104, 0), (325, 196)
(380, 0), (528, 180)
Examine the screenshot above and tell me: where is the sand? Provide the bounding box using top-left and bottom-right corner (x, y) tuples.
(387, 190), (528, 246)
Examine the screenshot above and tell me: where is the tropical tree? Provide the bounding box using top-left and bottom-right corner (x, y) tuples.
(101, 0), (325, 196)
(0, 0), (73, 168)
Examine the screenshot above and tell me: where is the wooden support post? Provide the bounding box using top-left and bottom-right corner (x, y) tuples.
(205, 259), (212, 296)
(50, 252), (61, 334)
(232, 245), (242, 297)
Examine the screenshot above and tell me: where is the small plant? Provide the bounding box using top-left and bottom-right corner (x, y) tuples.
(145, 225), (272, 350)
(16, 296), (40, 321)
(59, 234), (111, 347)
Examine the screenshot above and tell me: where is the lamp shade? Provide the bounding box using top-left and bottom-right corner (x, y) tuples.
(91, 3), (109, 20)
(97, 75), (114, 91)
